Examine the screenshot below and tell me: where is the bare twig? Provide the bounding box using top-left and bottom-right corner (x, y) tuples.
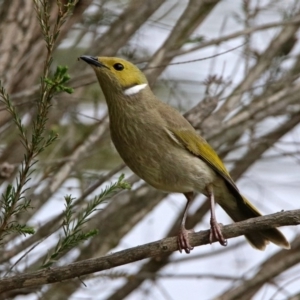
(171, 17), (300, 57)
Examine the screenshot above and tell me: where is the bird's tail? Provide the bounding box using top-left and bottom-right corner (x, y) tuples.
(218, 194), (290, 250)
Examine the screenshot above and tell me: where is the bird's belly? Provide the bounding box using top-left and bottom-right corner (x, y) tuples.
(119, 143), (216, 194)
(155, 152), (217, 193)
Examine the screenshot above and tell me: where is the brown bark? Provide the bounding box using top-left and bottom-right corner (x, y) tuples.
(0, 209), (299, 295)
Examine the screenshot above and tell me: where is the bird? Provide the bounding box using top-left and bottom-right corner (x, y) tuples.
(80, 55), (290, 254)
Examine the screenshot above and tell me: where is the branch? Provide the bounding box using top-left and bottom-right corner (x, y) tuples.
(215, 236), (300, 300)
(230, 112), (300, 179)
(203, 12), (300, 131)
(170, 17), (300, 57)
(18, 116), (109, 225)
(0, 209), (299, 293)
(145, 0), (220, 85)
(106, 195), (210, 300)
(91, 0), (165, 56)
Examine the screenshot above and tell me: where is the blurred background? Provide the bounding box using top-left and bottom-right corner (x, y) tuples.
(0, 0), (300, 299)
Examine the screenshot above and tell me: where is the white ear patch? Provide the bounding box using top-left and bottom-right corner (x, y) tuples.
(124, 83), (147, 96)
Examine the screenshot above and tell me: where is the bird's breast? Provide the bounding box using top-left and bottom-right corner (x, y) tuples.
(110, 116), (216, 193)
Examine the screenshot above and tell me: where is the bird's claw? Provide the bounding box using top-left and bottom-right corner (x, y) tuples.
(177, 226), (194, 254)
(209, 220), (227, 246)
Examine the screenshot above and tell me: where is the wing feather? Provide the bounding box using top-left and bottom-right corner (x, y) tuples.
(168, 128), (240, 194)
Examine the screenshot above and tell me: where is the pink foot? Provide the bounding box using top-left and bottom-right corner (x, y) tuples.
(209, 220), (227, 246)
(177, 226), (194, 254)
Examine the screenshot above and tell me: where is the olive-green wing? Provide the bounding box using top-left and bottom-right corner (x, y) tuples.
(169, 128), (239, 194)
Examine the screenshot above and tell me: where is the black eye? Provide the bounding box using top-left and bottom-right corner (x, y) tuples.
(113, 63), (124, 71)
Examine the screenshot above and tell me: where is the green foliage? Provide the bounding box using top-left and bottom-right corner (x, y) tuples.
(0, 0), (78, 244)
(44, 65), (74, 94)
(41, 174), (130, 268)
(0, 184), (35, 242)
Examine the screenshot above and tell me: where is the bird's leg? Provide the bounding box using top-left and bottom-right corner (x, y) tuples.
(177, 192), (194, 254)
(207, 184), (227, 246)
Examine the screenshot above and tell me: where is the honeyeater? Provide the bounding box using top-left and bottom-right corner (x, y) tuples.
(80, 55), (290, 253)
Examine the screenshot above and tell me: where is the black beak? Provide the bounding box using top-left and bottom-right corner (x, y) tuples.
(80, 55), (107, 68)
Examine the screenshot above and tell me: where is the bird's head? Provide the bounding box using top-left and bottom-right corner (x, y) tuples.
(80, 56), (149, 100)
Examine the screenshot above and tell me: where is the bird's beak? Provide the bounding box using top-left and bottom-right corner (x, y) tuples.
(80, 55), (108, 68)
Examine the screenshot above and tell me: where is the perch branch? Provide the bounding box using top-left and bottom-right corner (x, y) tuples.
(0, 209), (299, 293)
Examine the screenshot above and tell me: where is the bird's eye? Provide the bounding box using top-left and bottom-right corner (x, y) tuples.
(113, 63), (124, 71)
